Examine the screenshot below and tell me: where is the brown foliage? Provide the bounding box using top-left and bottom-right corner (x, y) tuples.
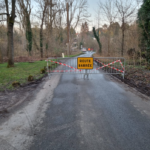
(12, 81), (20, 87)
(28, 75), (34, 82)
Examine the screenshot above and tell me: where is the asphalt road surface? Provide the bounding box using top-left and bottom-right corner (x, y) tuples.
(28, 52), (150, 150)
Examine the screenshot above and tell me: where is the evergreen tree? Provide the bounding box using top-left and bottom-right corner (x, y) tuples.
(138, 0), (150, 64)
(93, 27), (102, 54)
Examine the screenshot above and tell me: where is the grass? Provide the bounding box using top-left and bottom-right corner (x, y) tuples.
(0, 60), (56, 91)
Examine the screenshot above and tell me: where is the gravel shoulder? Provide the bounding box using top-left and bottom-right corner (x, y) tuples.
(0, 74), (61, 150)
(0, 75), (47, 116)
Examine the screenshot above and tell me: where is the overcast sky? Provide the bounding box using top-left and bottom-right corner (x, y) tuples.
(86, 0), (141, 32)
(75, 0), (100, 32)
(15, 0), (141, 33)
(88, 0), (98, 28)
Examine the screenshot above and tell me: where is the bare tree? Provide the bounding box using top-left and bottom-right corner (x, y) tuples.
(65, 0), (90, 54)
(17, 0), (32, 55)
(45, 0), (61, 54)
(54, 2), (65, 45)
(67, 0), (90, 30)
(98, 0), (118, 56)
(35, 0), (50, 58)
(0, 0), (17, 67)
(116, 0), (136, 56)
(31, 0), (64, 57)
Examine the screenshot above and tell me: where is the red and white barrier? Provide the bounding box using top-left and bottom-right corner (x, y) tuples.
(46, 59), (124, 74)
(94, 59), (124, 73)
(49, 60), (79, 70)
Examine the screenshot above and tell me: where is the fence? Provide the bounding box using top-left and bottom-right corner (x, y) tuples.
(46, 57), (125, 79)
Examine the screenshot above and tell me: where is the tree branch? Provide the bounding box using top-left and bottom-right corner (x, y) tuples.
(0, 13), (9, 16)
(4, 0), (9, 14)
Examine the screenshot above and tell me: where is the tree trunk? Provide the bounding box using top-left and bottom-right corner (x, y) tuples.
(121, 18), (125, 57)
(0, 48), (3, 63)
(108, 28), (110, 56)
(39, 3), (48, 59)
(7, 22), (14, 67)
(121, 28), (125, 57)
(108, 37), (110, 56)
(40, 28), (43, 58)
(6, 21), (9, 57)
(6, 0), (16, 67)
(46, 43), (48, 58)
(26, 14), (32, 55)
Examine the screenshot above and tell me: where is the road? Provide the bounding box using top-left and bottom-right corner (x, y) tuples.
(1, 52), (150, 150)
(30, 52), (150, 150)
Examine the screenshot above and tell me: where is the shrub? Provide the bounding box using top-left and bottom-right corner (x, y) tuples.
(12, 81), (20, 87)
(28, 75), (34, 81)
(40, 68), (45, 74)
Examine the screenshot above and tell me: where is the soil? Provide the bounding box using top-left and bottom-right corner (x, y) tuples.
(113, 67), (150, 97)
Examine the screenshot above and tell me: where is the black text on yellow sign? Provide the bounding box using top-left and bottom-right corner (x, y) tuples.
(77, 57), (93, 69)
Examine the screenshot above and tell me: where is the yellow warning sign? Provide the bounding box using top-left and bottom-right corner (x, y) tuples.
(77, 57), (93, 69)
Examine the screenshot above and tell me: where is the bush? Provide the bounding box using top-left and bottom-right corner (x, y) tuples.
(12, 81), (20, 87)
(28, 75), (34, 81)
(145, 65), (150, 70)
(40, 68), (46, 74)
(44, 66), (47, 71)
